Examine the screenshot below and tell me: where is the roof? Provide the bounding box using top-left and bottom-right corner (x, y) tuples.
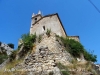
(32, 13), (67, 36)
(68, 36), (80, 39)
(31, 14), (42, 19)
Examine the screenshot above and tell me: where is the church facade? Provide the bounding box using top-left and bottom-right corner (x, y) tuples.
(30, 11), (79, 42)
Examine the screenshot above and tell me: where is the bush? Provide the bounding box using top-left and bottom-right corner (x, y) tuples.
(12, 33), (37, 60)
(21, 33), (36, 50)
(9, 50), (17, 61)
(7, 43), (14, 49)
(57, 62), (67, 69)
(60, 37), (84, 57)
(61, 71), (70, 75)
(56, 63), (70, 75)
(58, 36), (97, 62)
(46, 29), (51, 37)
(38, 35), (42, 43)
(84, 50), (97, 62)
(0, 53), (8, 64)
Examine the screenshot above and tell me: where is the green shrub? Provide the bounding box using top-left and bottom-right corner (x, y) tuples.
(58, 36), (97, 62)
(61, 71), (70, 75)
(18, 43), (23, 50)
(0, 52), (8, 64)
(9, 50), (17, 61)
(46, 29), (51, 37)
(0, 46), (8, 64)
(84, 50), (97, 62)
(38, 35), (42, 43)
(21, 33), (36, 50)
(56, 63), (70, 75)
(57, 62), (67, 69)
(16, 33), (37, 58)
(60, 37), (84, 57)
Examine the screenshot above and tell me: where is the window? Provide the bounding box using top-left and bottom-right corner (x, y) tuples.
(43, 26), (45, 30)
(34, 18), (37, 21)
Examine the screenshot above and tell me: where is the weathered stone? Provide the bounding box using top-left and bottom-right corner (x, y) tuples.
(0, 43), (13, 55)
(40, 51), (46, 55)
(43, 66), (48, 70)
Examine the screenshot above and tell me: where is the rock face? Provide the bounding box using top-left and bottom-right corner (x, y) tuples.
(1, 33), (99, 75)
(0, 43), (13, 55)
(15, 33), (73, 75)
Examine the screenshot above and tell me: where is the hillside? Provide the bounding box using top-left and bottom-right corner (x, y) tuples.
(0, 32), (100, 75)
(0, 42), (14, 64)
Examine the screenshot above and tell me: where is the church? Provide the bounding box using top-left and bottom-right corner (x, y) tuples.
(30, 11), (79, 42)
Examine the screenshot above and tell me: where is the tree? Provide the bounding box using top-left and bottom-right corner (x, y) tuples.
(7, 43), (14, 49)
(0, 41), (2, 46)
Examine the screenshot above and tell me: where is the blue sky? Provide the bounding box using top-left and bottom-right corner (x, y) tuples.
(0, 0), (100, 63)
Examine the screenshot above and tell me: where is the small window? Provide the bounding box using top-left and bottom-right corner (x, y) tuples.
(34, 18), (37, 20)
(43, 26), (45, 30)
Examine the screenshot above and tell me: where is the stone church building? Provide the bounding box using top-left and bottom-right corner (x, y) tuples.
(30, 11), (79, 42)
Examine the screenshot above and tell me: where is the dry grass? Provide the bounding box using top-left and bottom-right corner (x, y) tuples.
(66, 61), (98, 75)
(0, 71), (13, 75)
(5, 59), (23, 69)
(0, 71), (28, 75)
(32, 44), (36, 53)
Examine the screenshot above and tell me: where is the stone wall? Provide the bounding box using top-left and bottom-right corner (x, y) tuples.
(15, 33), (73, 75)
(31, 14), (42, 27)
(68, 36), (80, 42)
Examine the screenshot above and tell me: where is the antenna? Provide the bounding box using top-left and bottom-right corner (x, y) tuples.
(88, 0), (100, 13)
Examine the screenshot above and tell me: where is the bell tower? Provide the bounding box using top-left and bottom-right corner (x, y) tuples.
(31, 11), (42, 27)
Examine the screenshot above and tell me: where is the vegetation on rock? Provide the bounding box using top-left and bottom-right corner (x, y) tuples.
(0, 42), (9, 64)
(0, 33), (99, 75)
(8, 33), (36, 61)
(38, 35), (42, 43)
(46, 28), (51, 37)
(56, 62), (70, 75)
(0, 52), (8, 64)
(9, 50), (17, 61)
(21, 33), (36, 50)
(56, 36), (97, 62)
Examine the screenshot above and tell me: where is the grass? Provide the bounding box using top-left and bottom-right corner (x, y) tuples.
(46, 29), (51, 37)
(5, 59), (23, 69)
(38, 35), (42, 43)
(49, 71), (54, 75)
(0, 70), (28, 75)
(56, 62), (70, 75)
(0, 58), (25, 75)
(55, 35), (97, 62)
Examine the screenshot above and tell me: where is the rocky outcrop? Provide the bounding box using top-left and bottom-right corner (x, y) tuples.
(14, 33), (73, 75)
(0, 58), (10, 70)
(0, 43), (13, 55)
(1, 33), (99, 75)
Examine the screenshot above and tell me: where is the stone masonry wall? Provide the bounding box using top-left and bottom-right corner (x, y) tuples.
(15, 33), (73, 75)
